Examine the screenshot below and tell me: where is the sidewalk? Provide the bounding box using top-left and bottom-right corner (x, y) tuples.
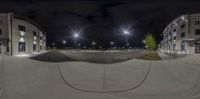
(157, 52), (172, 60)
(178, 54), (200, 65)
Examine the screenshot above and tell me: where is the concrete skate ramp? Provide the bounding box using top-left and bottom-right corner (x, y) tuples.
(58, 59), (151, 92)
(59, 50), (147, 63)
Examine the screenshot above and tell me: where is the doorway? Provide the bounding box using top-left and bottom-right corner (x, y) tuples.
(195, 43), (200, 54)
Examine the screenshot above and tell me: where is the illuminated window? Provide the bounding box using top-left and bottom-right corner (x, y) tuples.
(19, 37), (24, 42)
(33, 41), (36, 44)
(19, 42), (25, 52)
(34, 36), (37, 40)
(181, 42), (185, 51)
(19, 31), (25, 36)
(33, 44), (36, 51)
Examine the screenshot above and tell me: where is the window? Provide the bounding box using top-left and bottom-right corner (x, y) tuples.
(195, 43), (200, 53)
(33, 31), (37, 40)
(195, 21), (200, 25)
(169, 32), (171, 35)
(40, 36), (42, 40)
(0, 28), (2, 35)
(18, 25), (26, 32)
(0, 17), (3, 24)
(181, 42), (185, 51)
(43, 36), (46, 42)
(173, 36), (176, 40)
(181, 24), (185, 28)
(195, 29), (200, 35)
(173, 44), (176, 50)
(40, 45), (42, 50)
(33, 31), (37, 36)
(173, 29), (176, 32)
(33, 44), (36, 51)
(181, 32), (185, 38)
(18, 42), (25, 52)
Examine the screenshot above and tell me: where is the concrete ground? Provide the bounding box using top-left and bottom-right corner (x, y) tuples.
(0, 50), (200, 99)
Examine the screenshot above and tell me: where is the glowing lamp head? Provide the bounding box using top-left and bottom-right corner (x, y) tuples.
(110, 41), (114, 45)
(142, 40), (146, 43)
(123, 30), (130, 35)
(74, 33), (79, 38)
(92, 42), (96, 45)
(62, 40), (66, 44)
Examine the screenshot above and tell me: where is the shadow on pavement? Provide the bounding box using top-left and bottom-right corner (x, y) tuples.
(30, 51), (75, 62)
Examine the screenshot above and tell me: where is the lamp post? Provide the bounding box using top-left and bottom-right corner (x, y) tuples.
(110, 41), (114, 49)
(122, 30), (130, 48)
(73, 33), (79, 49)
(62, 40), (66, 49)
(91, 41), (96, 49)
(52, 42), (55, 49)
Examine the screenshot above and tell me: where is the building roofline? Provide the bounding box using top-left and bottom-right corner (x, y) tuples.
(12, 13), (47, 35)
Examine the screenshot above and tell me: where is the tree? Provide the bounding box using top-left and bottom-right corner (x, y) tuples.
(144, 34), (156, 50)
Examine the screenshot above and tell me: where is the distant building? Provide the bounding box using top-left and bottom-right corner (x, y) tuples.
(0, 13), (46, 56)
(159, 14), (200, 55)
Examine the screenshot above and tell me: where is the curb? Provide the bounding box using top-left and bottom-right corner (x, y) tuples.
(0, 79), (4, 96)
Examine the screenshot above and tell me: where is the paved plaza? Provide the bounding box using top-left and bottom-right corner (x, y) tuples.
(0, 51), (200, 99)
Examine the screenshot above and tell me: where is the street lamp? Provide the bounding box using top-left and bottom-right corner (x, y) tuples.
(73, 33), (79, 49)
(123, 30), (130, 35)
(142, 40), (146, 44)
(52, 42), (55, 46)
(78, 43), (81, 48)
(92, 41), (96, 45)
(91, 41), (96, 49)
(62, 40), (66, 49)
(123, 29), (130, 48)
(110, 41), (114, 49)
(120, 25), (132, 49)
(110, 41), (114, 45)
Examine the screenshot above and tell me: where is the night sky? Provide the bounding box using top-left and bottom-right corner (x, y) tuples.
(1, 0), (200, 48)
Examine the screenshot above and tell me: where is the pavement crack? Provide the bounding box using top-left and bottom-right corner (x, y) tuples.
(103, 65), (109, 91)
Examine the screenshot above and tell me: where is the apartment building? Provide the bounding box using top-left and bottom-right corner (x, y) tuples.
(159, 14), (200, 54)
(0, 13), (46, 56)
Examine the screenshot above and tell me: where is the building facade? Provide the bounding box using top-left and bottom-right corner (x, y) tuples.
(0, 13), (46, 56)
(159, 14), (200, 55)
